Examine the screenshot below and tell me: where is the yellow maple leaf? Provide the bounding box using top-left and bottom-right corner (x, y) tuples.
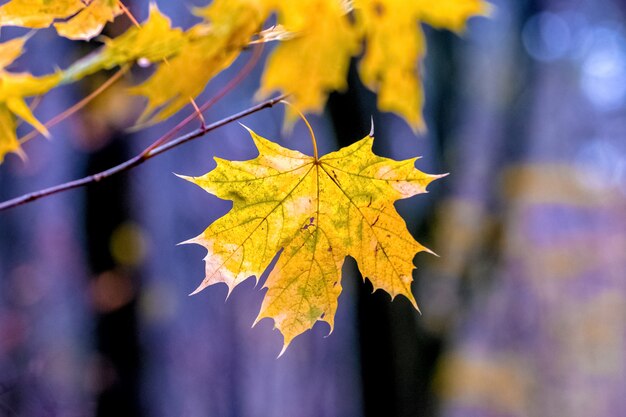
(0, 103), (21, 163)
(0, 37), (61, 163)
(181, 127), (444, 353)
(0, 72), (61, 162)
(258, 0), (359, 122)
(130, 0), (266, 125)
(355, 0), (490, 130)
(0, 0), (121, 40)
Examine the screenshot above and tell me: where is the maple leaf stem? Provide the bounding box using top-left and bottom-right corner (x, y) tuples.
(0, 94), (287, 213)
(280, 100), (318, 160)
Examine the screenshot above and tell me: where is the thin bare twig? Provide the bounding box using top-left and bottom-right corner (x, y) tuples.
(20, 66), (130, 145)
(0, 94), (287, 213)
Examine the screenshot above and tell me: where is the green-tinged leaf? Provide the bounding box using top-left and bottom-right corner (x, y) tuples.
(182, 127), (444, 352)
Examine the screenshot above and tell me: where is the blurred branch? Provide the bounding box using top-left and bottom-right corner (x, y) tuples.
(20, 66), (130, 146)
(0, 94), (287, 213)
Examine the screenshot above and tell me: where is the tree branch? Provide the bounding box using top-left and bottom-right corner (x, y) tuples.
(0, 94), (287, 213)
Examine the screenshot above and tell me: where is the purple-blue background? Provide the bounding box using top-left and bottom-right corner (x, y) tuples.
(1, 0), (625, 416)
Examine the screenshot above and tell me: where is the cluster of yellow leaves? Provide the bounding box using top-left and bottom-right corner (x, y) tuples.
(0, 0), (122, 40)
(0, 0), (488, 162)
(0, 6), (184, 161)
(182, 127), (444, 352)
(260, 0), (490, 128)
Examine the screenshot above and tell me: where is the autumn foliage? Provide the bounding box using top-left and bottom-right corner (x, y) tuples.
(0, 0), (488, 351)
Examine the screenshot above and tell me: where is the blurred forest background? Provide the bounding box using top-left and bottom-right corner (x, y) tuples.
(1, 0), (626, 416)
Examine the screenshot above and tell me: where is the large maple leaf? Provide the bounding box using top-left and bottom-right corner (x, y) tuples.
(181, 127), (444, 353)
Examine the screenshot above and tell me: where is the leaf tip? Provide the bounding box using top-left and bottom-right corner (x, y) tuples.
(39, 126), (52, 140)
(189, 284), (204, 296)
(239, 123), (264, 144)
(15, 147), (28, 163)
(276, 341), (291, 359)
(238, 122), (253, 134)
(405, 292), (420, 312)
(173, 172), (194, 182)
(424, 246), (439, 257)
(178, 234), (202, 246)
(369, 116), (375, 138)
(224, 284), (235, 301)
(251, 314), (263, 328)
(323, 321), (335, 338)
(148, 1), (160, 13)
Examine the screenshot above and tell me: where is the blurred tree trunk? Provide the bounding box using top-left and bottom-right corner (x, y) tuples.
(0, 38), (92, 416)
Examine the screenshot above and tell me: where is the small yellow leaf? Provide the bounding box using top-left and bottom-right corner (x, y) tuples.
(0, 37), (60, 162)
(0, 71), (61, 163)
(182, 127), (444, 351)
(258, 0), (359, 122)
(54, 0), (122, 41)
